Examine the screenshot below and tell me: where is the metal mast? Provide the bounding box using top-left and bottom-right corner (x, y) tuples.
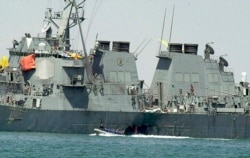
(72, 0), (93, 83)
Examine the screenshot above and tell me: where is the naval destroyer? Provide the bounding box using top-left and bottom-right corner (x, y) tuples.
(1, 0), (250, 138)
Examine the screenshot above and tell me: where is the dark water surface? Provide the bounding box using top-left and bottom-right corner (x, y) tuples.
(0, 132), (249, 158)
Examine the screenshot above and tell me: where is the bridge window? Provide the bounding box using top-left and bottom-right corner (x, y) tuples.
(191, 73), (199, 82)
(117, 71), (124, 82)
(110, 72), (117, 82)
(124, 72), (131, 82)
(109, 71), (131, 82)
(184, 73), (190, 82)
(175, 73), (183, 82)
(208, 73), (219, 83)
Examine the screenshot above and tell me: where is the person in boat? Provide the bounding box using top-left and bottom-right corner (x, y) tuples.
(99, 123), (104, 130)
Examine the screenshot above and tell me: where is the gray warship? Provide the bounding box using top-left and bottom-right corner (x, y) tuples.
(1, 0), (250, 139)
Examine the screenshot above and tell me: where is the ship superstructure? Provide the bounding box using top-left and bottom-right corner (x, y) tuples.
(151, 43), (250, 114)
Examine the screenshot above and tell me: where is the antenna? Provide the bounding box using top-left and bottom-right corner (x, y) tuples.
(134, 38), (147, 54)
(85, 0), (101, 41)
(95, 33), (98, 43)
(135, 39), (151, 58)
(168, 5), (175, 50)
(158, 8), (167, 55)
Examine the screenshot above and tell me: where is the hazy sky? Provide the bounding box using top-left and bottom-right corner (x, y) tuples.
(1, 0), (250, 85)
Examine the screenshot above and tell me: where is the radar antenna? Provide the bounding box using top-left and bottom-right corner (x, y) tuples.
(204, 42), (214, 60)
(219, 55), (228, 72)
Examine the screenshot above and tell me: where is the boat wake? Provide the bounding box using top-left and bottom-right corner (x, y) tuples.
(130, 134), (190, 139)
(89, 133), (234, 141)
(89, 133), (189, 139)
(130, 135), (232, 140)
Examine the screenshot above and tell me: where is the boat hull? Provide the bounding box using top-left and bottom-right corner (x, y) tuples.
(93, 128), (124, 135)
(0, 105), (249, 139)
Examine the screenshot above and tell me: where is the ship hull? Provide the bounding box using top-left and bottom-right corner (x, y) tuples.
(0, 105), (249, 139)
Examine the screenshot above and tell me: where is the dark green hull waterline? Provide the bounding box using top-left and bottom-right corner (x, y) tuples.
(1, 105), (249, 139)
